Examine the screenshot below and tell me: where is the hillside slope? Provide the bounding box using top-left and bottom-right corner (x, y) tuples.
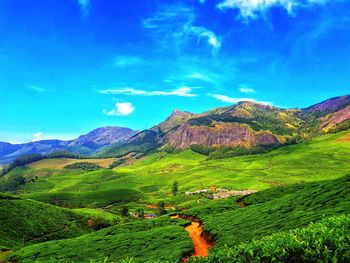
(1, 129), (349, 209)
(0, 194), (98, 250)
(103, 95), (350, 157)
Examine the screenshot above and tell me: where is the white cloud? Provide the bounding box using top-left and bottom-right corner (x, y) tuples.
(143, 4), (222, 53)
(29, 86), (46, 93)
(199, 0), (206, 3)
(99, 87), (197, 97)
(78, 0), (90, 17)
(186, 72), (218, 84)
(217, 0), (329, 19)
(104, 102), (135, 116)
(32, 132), (43, 142)
(211, 94), (272, 105)
(114, 56), (145, 67)
(239, 86), (255, 93)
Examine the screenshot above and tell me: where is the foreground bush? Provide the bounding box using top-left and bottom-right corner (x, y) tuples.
(194, 214), (350, 263)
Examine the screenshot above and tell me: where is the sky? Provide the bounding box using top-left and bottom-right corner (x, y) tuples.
(0, 0), (350, 143)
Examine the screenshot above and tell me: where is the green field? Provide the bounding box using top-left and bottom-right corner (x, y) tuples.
(1, 130), (350, 262)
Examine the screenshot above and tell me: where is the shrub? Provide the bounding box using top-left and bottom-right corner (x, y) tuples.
(64, 162), (102, 171)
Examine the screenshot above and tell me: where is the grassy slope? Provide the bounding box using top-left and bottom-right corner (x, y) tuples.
(116, 130), (350, 201)
(7, 175), (350, 263)
(10, 217), (192, 263)
(0, 194), (98, 250)
(1, 130), (349, 209)
(194, 214), (350, 263)
(184, 174), (350, 248)
(28, 158), (117, 169)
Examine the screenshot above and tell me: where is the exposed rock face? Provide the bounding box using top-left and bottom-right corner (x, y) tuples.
(165, 123), (279, 149)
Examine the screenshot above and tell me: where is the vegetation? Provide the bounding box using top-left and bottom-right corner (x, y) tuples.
(24, 188), (143, 208)
(194, 215), (350, 263)
(9, 217), (192, 263)
(184, 174), (350, 247)
(109, 159), (126, 169)
(102, 130), (160, 158)
(1, 130), (350, 262)
(0, 196), (96, 250)
(121, 207), (129, 217)
(64, 162), (102, 171)
(0, 154), (44, 176)
(155, 201), (166, 216)
(187, 108), (299, 136)
(172, 181), (179, 196)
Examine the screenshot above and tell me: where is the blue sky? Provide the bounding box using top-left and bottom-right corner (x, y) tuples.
(0, 0), (350, 143)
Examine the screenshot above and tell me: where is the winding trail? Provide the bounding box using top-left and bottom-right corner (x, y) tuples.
(171, 215), (212, 259)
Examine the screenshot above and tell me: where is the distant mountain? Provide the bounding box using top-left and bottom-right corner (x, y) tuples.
(0, 127), (136, 164)
(66, 126), (135, 150)
(102, 95), (350, 157)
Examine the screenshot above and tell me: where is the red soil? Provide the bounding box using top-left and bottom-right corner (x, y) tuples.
(171, 215), (212, 261)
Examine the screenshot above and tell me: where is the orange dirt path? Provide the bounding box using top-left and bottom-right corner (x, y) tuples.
(171, 215), (212, 258)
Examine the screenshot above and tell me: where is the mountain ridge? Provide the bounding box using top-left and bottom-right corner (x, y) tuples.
(0, 126), (136, 164)
(1, 95), (350, 163)
(102, 94), (350, 157)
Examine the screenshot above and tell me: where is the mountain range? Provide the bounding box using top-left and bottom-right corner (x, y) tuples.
(1, 95), (350, 164)
(0, 127), (135, 164)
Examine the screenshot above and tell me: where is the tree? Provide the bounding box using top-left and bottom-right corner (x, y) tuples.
(136, 208), (145, 220)
(172, 181), (179, 196)
(121, 207), (129, 217)
(155, 201), (166, 216)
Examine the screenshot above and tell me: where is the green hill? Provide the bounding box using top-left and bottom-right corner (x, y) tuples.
(9, 217), (192, 263)
(183, 174), (350, 247)
(193, 214), (350, 263)
(0, 193), (102, 250)
(6, 174), (350, 262)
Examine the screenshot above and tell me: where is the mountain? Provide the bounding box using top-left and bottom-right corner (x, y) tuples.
(304, 95), (350, 115)
(103, 95), (350, 157)
(65, 126), (135, 150)
(0, 127), (135, 164)
(2, 95), (350, 163)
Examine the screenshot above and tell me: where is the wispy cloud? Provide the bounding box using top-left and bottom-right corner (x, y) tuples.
(78, 0), (90, 17)
(239, 85), (255, 93)
(29, 86), (46, 93)
(143, 4), (222, 54)
(217, 0), (330, 20)
(104, 102), (135, 116)
(210, 94), (272, 105)
(32, 132), (43, 142)
(114, 56), (145, 67)
(99, 87), (197, 97)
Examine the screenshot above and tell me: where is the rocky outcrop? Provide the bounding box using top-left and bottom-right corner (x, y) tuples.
(164, 122), (280, 149)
